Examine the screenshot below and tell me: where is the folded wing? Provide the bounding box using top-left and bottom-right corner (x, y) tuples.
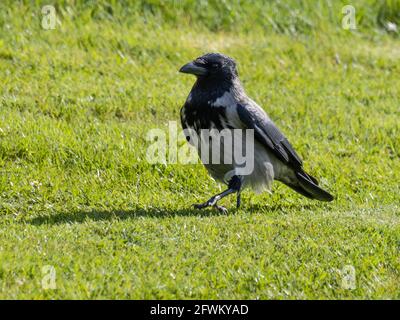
(237, 102), (303, 170)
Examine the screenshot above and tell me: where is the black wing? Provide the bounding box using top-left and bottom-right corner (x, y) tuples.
(180, 106), (187, 130)
(237, 102), (303, 170)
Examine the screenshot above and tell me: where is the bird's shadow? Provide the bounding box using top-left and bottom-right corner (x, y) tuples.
(27, 202), (321, 226)
(28, 206), (223, 226)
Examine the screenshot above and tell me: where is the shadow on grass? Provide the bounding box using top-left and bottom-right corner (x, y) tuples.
(28, 206), (225, 226)
(248, 202), (322, 213)
(27, 202), (323, 226)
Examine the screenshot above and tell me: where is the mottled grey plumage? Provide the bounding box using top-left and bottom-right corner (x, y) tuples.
(179, 53), (333, 212)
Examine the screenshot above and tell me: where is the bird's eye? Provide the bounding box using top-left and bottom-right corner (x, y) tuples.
(211, 63), (219, 68)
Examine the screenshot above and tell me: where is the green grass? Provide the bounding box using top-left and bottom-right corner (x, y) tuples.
(0, 1), (399, 299)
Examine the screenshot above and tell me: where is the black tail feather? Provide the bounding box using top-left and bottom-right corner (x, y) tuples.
(284, 182), (316, 199)
(303, 171), (319, 185)
(294, 171), (334, 202)
(283, 170), (334, 202)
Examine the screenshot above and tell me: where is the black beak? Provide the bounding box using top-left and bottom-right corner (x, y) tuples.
(179, 61), (208, 76)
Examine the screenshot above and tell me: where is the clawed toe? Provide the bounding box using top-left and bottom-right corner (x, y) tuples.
(193, 202), (228, 214)
(214, 204), (228, 214)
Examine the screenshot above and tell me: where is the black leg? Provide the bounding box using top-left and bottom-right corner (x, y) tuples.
(236, 192), (241, 209)
(194, 175), (242, 213)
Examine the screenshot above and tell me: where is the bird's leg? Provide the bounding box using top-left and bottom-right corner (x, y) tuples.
(230, 176), (242, 209)
(236, 192), (241, 209)
(193, 188), (235, 213)
(194, 176), (242, 213)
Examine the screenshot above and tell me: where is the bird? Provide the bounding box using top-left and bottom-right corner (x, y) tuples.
(179, 53), (333, 213)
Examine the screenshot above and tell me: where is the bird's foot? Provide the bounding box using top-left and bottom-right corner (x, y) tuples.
(193, 195), (217, 208)
(193, 197), (227, 214)
(213, 204), (228, 214)
(193, 202), (228, 214)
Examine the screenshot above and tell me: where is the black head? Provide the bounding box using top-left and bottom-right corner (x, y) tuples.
(179, 53), (238, 80)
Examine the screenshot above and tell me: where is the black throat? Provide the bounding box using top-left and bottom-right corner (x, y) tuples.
(189, 75), (237, 107)
(182, 75), (243, 131)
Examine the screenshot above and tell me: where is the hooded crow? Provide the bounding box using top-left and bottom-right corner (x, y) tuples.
(179, 53), (333, 212)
